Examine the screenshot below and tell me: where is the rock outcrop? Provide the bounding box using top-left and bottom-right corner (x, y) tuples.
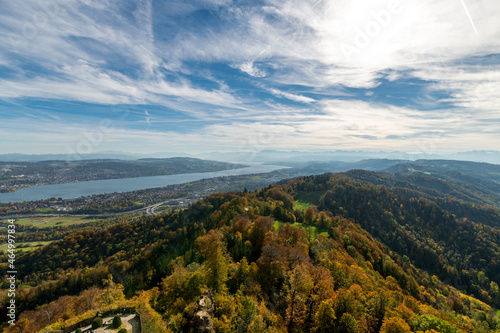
(194, 290), (215, 333)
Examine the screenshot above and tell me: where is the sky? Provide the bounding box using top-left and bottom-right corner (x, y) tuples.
(0, 0), (499, 158)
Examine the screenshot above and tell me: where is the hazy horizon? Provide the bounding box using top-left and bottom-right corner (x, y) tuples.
(2, 149), (500, 165)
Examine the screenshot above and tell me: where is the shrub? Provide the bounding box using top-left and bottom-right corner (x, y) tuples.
(76, 329), (82, 333)
(112, 315), (122, 329)
(118, 329), (128, 333)
(92, 317), (103, 329)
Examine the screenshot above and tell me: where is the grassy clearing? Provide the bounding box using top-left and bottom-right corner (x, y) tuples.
(295, 191), (324, 206)
(0, 240), (53, 252)
(273, 220), (280, 230)
(154, 207), (174, 214)
(245, 175), (266, 181)
(274, 220), (328, 238)
(35, 207), (55, 213)
(408, 168), (432, 175)
(295, 200), (311, 211)
(12, 216), (102, 228)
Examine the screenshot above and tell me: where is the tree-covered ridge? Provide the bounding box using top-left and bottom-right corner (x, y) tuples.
(2, 171), (500, 332)
(287, 172), (500, 304)
(383, 160), (500, 208)
(344, 168), (500, 209)
(389, 159), (500, 187)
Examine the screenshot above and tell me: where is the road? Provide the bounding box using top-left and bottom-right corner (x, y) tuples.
(145, 201), (166, 216)
(0, 199), (189, 221)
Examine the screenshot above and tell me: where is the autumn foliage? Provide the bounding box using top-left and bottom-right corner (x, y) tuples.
(2, 172), (500, 332)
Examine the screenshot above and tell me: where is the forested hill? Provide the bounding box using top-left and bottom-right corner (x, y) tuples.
(271, 158), (500, 208)
(386, 159), (500, 186)
(288, 172), (500, 300)
(2, 171), (500, 332)
(341, 169), (500, 226)
(384, 160), (500, 205)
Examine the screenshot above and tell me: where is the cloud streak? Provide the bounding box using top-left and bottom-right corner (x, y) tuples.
(0, 0), (499, 154)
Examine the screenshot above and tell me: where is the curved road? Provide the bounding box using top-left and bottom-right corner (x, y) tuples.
(0, 200), (181, 221)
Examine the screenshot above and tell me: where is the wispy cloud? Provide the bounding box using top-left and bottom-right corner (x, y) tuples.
(0, 0), (499, 154)
(232, 62), (267, 78)
(268, 88), (315, 104)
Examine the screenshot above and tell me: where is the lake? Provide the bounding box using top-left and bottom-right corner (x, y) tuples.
(0, 164), (288, 203)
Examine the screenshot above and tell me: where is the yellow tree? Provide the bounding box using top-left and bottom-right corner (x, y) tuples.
(312, 299), (336, 333)
(17, 318), (30, 333)
(284, 264), (314, 332)
(5, 318), (29, 333)
(101, 274), (125, 305)
(196, 230), (229, 293)
(380, 317), (411, 333)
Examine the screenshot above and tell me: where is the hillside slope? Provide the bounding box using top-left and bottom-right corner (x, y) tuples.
(2, 171), (500, 332)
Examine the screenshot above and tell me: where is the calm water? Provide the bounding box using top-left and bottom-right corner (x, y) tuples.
(0, 164), (287, 203)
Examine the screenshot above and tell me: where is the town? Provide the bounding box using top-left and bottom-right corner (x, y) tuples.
(0, 158), (244, 193)
(0, 172), (283, 217)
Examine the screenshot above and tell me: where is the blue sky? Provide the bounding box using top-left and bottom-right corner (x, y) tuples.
(0, 0), (499, 157)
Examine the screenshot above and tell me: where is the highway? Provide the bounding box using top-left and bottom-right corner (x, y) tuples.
(0, 199), (190, 221)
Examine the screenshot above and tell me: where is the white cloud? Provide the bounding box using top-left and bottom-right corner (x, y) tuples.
(3, 0), (499, 99)
(268, 88), (315, 104)
(0, 0), (239, 111)
(1, 95), (497, 155)
(233, 62), (267, 77)
(413, 64), (500, 113)
(0, 0), (499, 154)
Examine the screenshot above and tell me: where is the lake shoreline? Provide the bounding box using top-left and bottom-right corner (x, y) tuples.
(0, 165), (289, 203)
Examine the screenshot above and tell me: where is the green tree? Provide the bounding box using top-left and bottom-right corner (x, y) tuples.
(92, 317), (103, 329)
(412, 314), (458, 333)
(238, 297), (257, 332)
(112, 315), (122, 329)
(338, 313), (358, 333)
(305, 207), (316, 225)
(312, 299), (336, 333)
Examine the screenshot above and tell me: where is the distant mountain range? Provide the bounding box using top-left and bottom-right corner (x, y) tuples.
(2, 149), (500, 164)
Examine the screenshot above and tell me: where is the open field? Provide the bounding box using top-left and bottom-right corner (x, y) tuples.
(0, 240), (53, 252)
(274, 220), (328, 238)
(11, 216), (103, 228)
(294, 199), (312, 211)
(34, 207), (55, 213)
(408, 167), (432, 175)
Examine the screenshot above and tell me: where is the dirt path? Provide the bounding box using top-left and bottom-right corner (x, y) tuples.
(74, 313), (139, 333)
